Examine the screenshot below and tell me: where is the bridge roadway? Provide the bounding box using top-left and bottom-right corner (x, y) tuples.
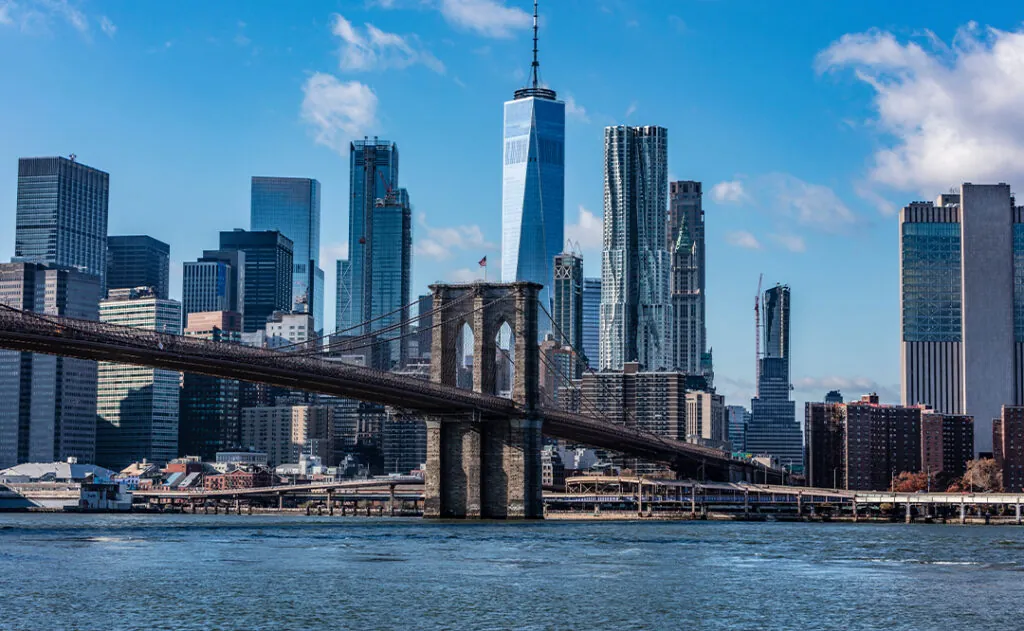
(0, 306), (760, 477)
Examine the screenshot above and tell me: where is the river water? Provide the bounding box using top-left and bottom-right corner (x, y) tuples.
(2, 514), (1023, 630)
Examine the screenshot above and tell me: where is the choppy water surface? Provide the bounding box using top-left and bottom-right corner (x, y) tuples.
(2, 515), (1024, 630)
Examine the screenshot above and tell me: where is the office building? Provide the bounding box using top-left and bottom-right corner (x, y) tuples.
(250, 177), (324, 332)
(265, 311), (315, 350)
(381, 411), (426, 475)
(599, 125), (671, 371)
(685, 390), (728, 450)
(96, 287), (181, 469)
(0, 263), (101, 468)
(341, 139), (412, 366)
(747, 284), (801, 471)
(179, 312), (242, 461)
(667, 181), (706, 373)
(219, 230), (294, 333)
(825, 390), (844, 404)
(726, 405), (750, 453)
(14, 156), (109, 291)
(581, 277), (601, 369)
(900, 184), (1024, 454)
(336, 259), (351, 336)
(341, 137), (397, 332)
(552, 252), (583, 373)
(995, 406), (1024, 491)
(539, 334), (578, 406)
(240, 405), (334, 467)
(182, 250), (245, 324)
(106, 236), (170, 299)
(370, 187), (412, 366)
(573, 363), (717, 474)
(414, 294), (434, 360)
(500, 2), (565, 324)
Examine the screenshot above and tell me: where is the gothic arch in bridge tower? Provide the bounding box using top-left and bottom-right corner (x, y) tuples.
(425, 281), (543, 519)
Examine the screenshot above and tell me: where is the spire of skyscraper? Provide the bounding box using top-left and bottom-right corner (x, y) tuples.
(514, 0), (555, 100)
(531, 0), (539, 89)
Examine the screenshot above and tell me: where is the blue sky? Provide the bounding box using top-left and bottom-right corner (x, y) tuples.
(3, 0), (1024, 412)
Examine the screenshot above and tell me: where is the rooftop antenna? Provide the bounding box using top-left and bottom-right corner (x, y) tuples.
(531, 0), (539, 88)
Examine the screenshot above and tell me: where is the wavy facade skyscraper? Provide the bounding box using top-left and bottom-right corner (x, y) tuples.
(501, 1), (564, 322)
(599, 125), (672, 371)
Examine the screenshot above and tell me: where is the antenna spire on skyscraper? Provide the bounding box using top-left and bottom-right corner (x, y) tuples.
(513, 0), (555, 100)
(531, 0), (539, 88)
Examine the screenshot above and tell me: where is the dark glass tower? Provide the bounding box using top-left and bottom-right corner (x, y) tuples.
(552, 252), (583, 374)
(0, 263), (101, 468)
(15, 156), (109, 290)
(747, 284), (802, 472)
(342, 138), (398, 332)
(250, 177), (324, 333)
(106, 235), (171, 299)
(218, 230), (294, 333)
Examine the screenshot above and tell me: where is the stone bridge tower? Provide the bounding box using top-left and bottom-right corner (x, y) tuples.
(424, 281), (543, 519)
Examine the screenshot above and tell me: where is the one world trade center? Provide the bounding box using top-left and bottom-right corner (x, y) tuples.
(501, 0), (565, 329)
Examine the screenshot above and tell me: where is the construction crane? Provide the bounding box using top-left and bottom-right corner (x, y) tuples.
(754, 273), (763, 391)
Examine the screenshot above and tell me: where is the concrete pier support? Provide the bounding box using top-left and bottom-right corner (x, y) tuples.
(905, 501), (912, 524)
(1017, 503), (1022, 525)
(960, 501), (966, 525)
(389, 485), (396, 517)
(852, 500), (858, 522)
(278, 492), (284, 510)
(327, 490), (334, 516)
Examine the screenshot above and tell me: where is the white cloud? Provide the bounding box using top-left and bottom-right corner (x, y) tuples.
(301, 73), (379, 154)
(564, 95), (589, 123)
(565, 205), (603, 251)
(668, 15), (686, 34)
(725, 231), (761, 250)
(763, 173), (856, 233)
(625, 101), (637, 118)
(3, 0), (90, 34)
(438, 0), (531, 38)
(98, 15), (115, 37)
(793, 376), (900, 404)
(854, 181), (897, 216)
(332, 13), (444, 74)
(44, 0), (86, 33)
(818, 23), (1024, 192)
(321, 242), (350, 264)
(711, 180), (749, 204)
(769, 233), (806, 253)
(414, 213), (495, 261)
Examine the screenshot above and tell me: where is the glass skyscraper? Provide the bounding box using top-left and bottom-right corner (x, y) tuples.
(582, 277), (601, 370)
(900, 184), (1022, 454)
(250, 177), (324, 333)
(219, 230), (294, 334)
(341, 138), (398, 332)
(0, 263), (101, 468)
(15, 156), (109, 290)
(370, 188), (412, 366)
(501, 4), (564, 324)
(182, 250), (244, 325)
(552, 252), (583, 374)
(107, 235), (171, 300)
(747, 284), (802, 472)
(339, 139), (412, 367)
(599, 126), (672, 371)
(96, 288), (182, 469)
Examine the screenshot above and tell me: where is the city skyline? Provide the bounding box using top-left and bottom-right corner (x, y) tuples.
(6, 1), (1024, 413)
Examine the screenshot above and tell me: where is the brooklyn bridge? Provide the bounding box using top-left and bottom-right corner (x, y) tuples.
(0, 281), (786, 519)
